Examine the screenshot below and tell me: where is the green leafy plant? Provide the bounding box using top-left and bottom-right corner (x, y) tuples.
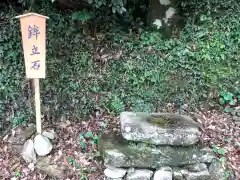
(79, 132), (99, 153)
(224, 171), (234, 180)
(93, 135), (99, 144)
(212, 145), (225, 156)
(212, 145), (227, 170)
(15, 169), (21, 177)
(12, 116), (27, 127)
(219, 91), (239, 112)
(84, 131), (93, 139)
(80, 173), (88, 180)
(67, 156), (75, 165)
(110, 96), (125, 114)
(2, 0), (240, 134)
(80, 140), (87, 153)
(72, 10), (93, 23)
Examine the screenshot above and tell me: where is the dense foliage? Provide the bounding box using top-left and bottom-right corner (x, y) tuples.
(1, 0), (240, 132)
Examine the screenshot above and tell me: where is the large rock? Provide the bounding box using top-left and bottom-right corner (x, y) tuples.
(100, 131), (214, 168)
(126, 169), (153, 180)
(153, 167), (172, 180)
(34, 134), (53, 156)
(21, 139), (37, 164)
(120, 112), (201, 146)
(181, 169), (210, 180)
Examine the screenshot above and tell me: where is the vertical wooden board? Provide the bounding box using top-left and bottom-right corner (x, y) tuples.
(19, 15), (47, 79)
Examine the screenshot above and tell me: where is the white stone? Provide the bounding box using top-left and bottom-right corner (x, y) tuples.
(22, 139), (37, 164)
(159, 0), (171, 5)
(163, 7), (176, 24)
(34, 134), (53, 156)
(165, 7), (176, 19)
(173, 170), (183, 180)
(42, 130), (54, 140)
(104, 167), (127, 180)
(153, 19), (163, 29)
(126, 169), (153, 180)
(28, 163), (35, 171)
(154, 167), (172, 180)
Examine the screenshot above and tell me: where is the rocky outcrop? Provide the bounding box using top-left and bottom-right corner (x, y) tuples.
(101, 111), (221, 180)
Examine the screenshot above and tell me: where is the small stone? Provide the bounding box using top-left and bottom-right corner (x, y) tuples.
(34, 134), (53, 156)
(21, 139), (37, 164)
(199, 148), (215, 163)
(126, 169), (153, 180)
(154, 167), (172, 180)
(173, 169), (183, 180)
(185, 163), (207, 172)
(234, 142), (240, 148)
(28, 163), (35, 171)
(159, 0), (171, 5)
(209, 159), (225, 180)
(233, 116), (240, 122)
(231, 110), (236, 116)
(104, 167), (127, 180)
(42, 130), (54, 140)
(164, 7), (176, 24)
(181, 169), (210, 180)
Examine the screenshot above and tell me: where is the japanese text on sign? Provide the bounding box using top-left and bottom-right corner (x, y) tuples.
(28, 25), (41, 70)
(16, 13), (48, 79)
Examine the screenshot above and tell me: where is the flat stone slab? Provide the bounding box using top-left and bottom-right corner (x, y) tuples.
(100, 131), (214, 168)
(120, 112), (201, 146)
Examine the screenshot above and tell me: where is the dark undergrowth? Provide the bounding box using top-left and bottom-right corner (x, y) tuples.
(1, 0), (240, 132)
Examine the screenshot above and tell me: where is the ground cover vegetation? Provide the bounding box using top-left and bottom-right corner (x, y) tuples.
(0, 0), (239, 134)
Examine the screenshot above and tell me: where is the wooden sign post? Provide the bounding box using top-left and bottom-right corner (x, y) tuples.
(16, 13), (49, 134)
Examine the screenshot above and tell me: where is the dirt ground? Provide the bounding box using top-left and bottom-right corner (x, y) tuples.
(0, 106), (239, 180)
